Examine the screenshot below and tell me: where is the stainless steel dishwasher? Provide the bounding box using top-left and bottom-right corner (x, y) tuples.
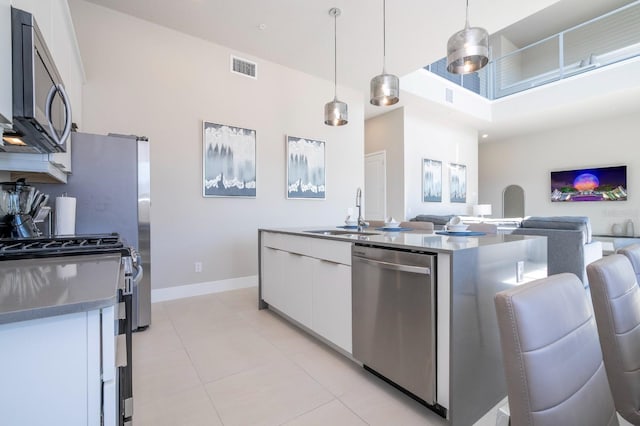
(352, 244), (440, 413)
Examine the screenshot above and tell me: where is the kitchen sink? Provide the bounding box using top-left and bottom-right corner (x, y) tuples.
(305, 230), (379, 236)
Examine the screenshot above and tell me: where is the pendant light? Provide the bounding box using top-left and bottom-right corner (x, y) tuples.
(446, 0), (489, 74)
(370, 0), (399, 106)
(324, 7), (348, 126)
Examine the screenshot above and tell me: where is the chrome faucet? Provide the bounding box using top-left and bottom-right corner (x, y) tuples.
(355, 187), (367, 230)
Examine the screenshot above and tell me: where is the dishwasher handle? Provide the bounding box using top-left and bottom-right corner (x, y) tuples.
(354, 256), (431, 275)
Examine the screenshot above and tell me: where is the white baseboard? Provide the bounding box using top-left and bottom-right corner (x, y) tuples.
(151, 275), (258, 303)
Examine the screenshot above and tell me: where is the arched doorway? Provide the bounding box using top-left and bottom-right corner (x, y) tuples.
(503, 185), (525, 217)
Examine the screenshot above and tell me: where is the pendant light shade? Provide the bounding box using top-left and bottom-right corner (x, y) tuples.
(324, 7), (348, 126)
(370, 0), (399, 106)
(446, 0), (489, 74)
(324, 98), (348, 126)
(370, 74), (399, 106)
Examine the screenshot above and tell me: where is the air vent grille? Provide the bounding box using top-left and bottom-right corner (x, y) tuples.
(231, 56), (257, 79)
(445, 88), (454, 103)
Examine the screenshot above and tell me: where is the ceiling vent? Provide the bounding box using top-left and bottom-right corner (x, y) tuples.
(231, 55), (257, 79)
(445, 88), (454, 103)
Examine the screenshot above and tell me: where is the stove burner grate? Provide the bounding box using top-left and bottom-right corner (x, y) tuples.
(0, 234), (126, 259)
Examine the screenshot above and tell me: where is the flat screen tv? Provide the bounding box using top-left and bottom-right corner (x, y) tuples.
(550, 165), (627, 202)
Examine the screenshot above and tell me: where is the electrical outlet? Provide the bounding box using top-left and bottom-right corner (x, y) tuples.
(194, 262), (202, 273)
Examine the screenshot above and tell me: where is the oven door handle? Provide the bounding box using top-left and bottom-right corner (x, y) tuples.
(354, 256), (431, 275)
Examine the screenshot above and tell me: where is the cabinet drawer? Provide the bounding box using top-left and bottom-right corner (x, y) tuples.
(309, 238), (351, 266)
(262, 232), (312, 256)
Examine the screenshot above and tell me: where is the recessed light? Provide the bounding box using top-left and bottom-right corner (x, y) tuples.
(258, 23), (267, 30)
(481, 134), (489, 139)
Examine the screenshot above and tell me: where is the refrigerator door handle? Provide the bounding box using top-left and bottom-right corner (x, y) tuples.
(124, 397), (133, 418)
(115, 334), (127, 368)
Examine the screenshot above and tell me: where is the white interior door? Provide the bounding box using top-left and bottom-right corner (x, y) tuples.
(365, 151), (387, 221)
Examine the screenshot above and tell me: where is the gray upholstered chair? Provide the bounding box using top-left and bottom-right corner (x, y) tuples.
(618, 243), (640, 283)
(366, 220), (385, 228)
(400, 221), (434, 231)
(467, 222), (498, 234)
(494, 273), (618, 426)
(410, 214), (453, 230)
(511, 216), (602, 286)
(587, 255), (640, 425)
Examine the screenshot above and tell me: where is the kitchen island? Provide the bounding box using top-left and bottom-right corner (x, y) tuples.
(258, 227), (547, 426)
(0, 253), (123, 426)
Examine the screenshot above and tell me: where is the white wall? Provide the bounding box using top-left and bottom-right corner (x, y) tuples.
(364, 108), (404, 220)
(479, 111), (640, 234)
(404, 104), (478, 219)
(364, 102), (479, 221)
(69, 0), (364, 290)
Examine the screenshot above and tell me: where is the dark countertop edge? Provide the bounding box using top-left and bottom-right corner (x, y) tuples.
(0, 253), (122, 326)
(258, 227), (541, 254)
(0, 294), (118, 326)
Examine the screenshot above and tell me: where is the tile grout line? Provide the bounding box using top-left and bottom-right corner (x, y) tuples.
(162, 300), (227, 426)
(335, 398), (371, 426)
(229, 301), (357, 424)
(250, 308), (374, 424)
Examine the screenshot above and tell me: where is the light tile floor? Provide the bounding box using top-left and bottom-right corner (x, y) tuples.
(132, 286), (450, 426)
(132, 286), (632, 426)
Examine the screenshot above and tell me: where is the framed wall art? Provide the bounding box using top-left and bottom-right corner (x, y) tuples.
(286, 135), (326, 199)
(203, 121), (256, 197)
(449, 163), (467, 203)
(422, 158), (442, 202)
(550, 165), (627, 202)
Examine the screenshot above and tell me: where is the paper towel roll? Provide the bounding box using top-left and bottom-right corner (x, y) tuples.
(55, 196), (76, 235)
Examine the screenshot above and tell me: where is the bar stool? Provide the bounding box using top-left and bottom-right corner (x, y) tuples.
(494, 273), (618, 426)
(587, 255), (640, 425)
(617, 243), (640, 283)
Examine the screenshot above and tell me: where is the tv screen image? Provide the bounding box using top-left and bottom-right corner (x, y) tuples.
(550, 165), (627, 202)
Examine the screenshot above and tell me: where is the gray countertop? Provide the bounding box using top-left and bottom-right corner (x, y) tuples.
(260, 226), (542, 253)
(0, 253), (122, 325)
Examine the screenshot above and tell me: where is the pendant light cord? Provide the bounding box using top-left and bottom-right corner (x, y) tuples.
(382, 0), (387, 73)
(465, 0), (470, 29)
(333, 11), (338, 100)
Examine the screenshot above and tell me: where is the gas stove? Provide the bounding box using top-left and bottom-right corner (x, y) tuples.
(0, 233), (130, 260)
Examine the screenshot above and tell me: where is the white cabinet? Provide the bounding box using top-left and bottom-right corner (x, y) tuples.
(0, 152), (69, 183)
(261, 246), (313, 329)
(261, 231), (352, 353)
(0, 307), (116, 425)
(312, 259), (352, 352)
(261, 246), (285, 309)
(0, 0), (11, 129)
(283, 252), (313, 328)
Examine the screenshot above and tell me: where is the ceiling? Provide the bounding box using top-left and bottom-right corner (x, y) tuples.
(79, 0), (561, 102)
(78, 0), (639, 133)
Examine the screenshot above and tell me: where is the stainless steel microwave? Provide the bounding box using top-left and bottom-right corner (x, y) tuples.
(2, 7), (72, 154)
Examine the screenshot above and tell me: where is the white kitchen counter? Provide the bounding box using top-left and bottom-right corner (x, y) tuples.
(260, 226), (540, 253)
(0, 253), (121, 324)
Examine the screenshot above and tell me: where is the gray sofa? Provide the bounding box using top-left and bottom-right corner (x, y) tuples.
(410, 214), (454, 228)
(511, 216), (602, 286)
(411, 214), (603, 285)
(410, 214), (522, 231)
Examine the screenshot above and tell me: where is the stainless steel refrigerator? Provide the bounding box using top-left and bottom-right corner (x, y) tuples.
(41, 132), (151, 330)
